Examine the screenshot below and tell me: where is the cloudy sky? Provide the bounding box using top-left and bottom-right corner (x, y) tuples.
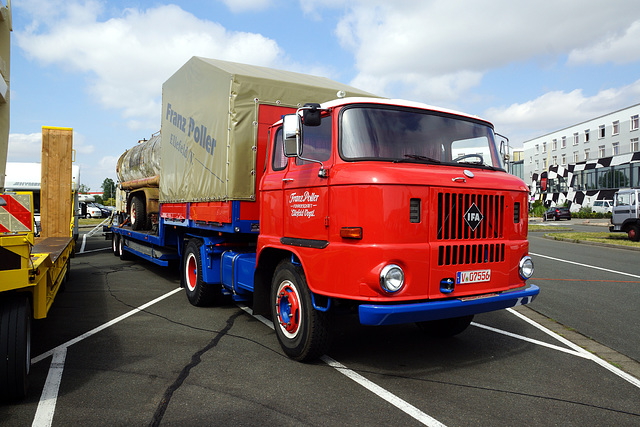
(6, 0), (640, 190)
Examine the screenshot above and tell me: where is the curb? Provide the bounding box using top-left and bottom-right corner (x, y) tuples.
(541, 233), (640, 252)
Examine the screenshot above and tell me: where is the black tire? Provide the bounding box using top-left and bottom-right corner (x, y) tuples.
(183, 240), (223, 307)
(112, 233), (120, 256)
(130, 195), (146, 231)
(118, 236), (133, 261)
(270, 260), (331, 362)
(0, 296), (31, 401)
(416, 315), (474, 338)
(85, 213), (91, 219)
(628, 225), (640, 242)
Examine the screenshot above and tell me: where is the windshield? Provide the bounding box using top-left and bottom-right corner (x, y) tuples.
(340, 106), (503, 169)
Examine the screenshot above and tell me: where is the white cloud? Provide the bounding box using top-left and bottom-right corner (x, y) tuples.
(6, 132), (42, 161)
(334, 0), (640, 103)
(7, 131), (95, 162)
(16, 2), (284, 130)
(568, 20), (640, 65)
(485, 79), (640, 144)
(219, 0), (272, 13)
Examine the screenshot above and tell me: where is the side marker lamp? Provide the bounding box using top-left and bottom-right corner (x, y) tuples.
(340, 227), (363, 239)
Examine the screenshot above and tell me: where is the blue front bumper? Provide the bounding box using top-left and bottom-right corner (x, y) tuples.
(359, 284), (540, 326)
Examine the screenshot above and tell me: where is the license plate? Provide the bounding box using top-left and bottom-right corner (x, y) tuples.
(456, 269), (491, 284)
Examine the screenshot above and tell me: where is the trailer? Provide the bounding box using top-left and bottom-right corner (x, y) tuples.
(111, 57), (539, 361)
(1, 126), (76, 399)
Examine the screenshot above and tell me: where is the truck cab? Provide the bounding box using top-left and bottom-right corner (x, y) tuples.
(256, 98), (537, 359)
(610, 188), (640, 241)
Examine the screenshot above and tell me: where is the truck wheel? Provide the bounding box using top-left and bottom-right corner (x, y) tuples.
(130, 195), (146, 231)
(183, 240), (223, 307)
(112, 234), (120, 256)
(0, 296), (31, 400)
(628, 225), (640, 242)
(416, 315), (474, 338)
(270, 260), (330, 361)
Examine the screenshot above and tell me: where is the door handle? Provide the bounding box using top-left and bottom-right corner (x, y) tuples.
(282, 178), (294, 183)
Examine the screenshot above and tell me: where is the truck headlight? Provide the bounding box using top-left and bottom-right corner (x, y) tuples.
(380, 264), (404, 293)
(519, 256), (534, 280)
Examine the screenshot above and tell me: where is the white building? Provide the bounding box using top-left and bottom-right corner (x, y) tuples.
(523, 103), (640, 210)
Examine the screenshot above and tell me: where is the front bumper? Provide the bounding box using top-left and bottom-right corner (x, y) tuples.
(359, 284), (540, 326)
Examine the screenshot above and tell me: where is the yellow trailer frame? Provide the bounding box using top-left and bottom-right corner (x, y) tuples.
(0, 193), (74, 319)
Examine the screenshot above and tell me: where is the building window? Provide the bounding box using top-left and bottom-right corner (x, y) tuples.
(613, 141), (620, 155)
(631, 115), (639, 131)
(573, 133), (579, 145)
(552, 155), (557, 166)
(561, 154), (566, 165)
(561, 136), (566, 148)
(552, 139), (557, 151)
(529, 156), (533, 163)
(585, 129), (590, 142)
(542, 142), (547, 152)
(632, 137), (639, 152)
(613, 121), (619, 135)
(535, 160), (539, 170)
(573, 151), (579, 163)
(535, 144), (539, 153)
(599, 125), (605, 139)
(543, 158), (547, 169)
(584, 148), (590, 160)
(598, 145), (605, 158)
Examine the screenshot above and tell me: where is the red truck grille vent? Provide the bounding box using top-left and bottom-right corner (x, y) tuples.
(437, 192), (504, 240)
(438, 243), (505, 266)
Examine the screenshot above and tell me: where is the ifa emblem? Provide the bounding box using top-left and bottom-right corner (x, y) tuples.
(464, 203), (483, 231)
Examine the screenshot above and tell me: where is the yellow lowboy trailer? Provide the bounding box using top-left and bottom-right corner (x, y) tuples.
(0, 127), (76, 400)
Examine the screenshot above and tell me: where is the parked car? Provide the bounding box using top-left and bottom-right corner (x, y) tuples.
(80, 202), (102, 218)
(591, 200), (613, 214)
(543, 206), (571, 221)
(94, 203), (114, 217)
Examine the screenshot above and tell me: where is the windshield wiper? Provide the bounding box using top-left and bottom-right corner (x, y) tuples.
(395, 154), (442, 164)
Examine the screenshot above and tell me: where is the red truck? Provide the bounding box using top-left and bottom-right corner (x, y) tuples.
(111, 57), (538, 361)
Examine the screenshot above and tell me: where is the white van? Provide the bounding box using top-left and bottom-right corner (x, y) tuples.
(592, 200), (613, 213)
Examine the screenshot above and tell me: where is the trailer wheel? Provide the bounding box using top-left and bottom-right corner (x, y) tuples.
(130, 195), (146, 231)
(628, 225), (640, 242)
(183, 240), (223, 307)
(118, 236), (132, 261)
(0, 296), (31, 401)
(416, 315), (474, 338)
(270, 260), (330, 361)
(112, 233), (120, 256)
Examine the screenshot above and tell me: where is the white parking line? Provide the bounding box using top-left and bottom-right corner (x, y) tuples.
(506, 308), (640, 389)
(33, 288), (182, 364)
(30, 288), (183, 426)
(32, 348), (67, 427)
(529, 252), (640, 279)
(237, 304), (446, 427)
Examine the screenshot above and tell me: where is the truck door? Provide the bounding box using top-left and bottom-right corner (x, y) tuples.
(282, 117), (332, 247)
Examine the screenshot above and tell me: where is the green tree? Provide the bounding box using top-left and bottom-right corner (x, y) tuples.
(78, 184), (90, 193)
(101, 178), (115, 203)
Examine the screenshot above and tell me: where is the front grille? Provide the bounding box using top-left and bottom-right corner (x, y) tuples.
(438, 243), (505, 266)
(437, 192), (504, 240)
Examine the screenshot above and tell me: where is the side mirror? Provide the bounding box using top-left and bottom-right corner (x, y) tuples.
(303, 103), (322, 127)
(282, 114), (301, 157)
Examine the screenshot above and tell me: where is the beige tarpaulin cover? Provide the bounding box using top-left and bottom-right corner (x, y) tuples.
(160, 57), (376, 203)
